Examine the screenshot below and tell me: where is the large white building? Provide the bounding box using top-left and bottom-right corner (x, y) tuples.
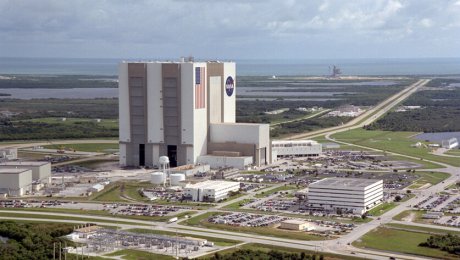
(307, 177), (383, 215)
(0, 168), (33, 196)
(119, 61), (271, 168)
(0, 161), (51, 183)
(183, 180), (240, 202)
(272, 140), (322, 158)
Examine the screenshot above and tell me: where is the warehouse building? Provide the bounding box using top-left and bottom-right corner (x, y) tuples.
(119, 61), (271, 168)
(307, 177), (383, 215)
(0, 168), (32, 196)
(183, 180), (240, 202)
(279, 219), (315, 231)
(0, 161), (51, 183)
(272, 140), (322, 158)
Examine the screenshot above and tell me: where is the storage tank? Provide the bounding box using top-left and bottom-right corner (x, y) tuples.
(170, 173), (185, 186)
(150, 172), (164, 185)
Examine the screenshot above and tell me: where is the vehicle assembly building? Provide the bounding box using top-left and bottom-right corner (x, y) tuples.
(119, 60), (271, 168)
(307, 177), (383, 215)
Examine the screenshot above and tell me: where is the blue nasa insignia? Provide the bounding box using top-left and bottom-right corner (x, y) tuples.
(225, 76), (234, 97)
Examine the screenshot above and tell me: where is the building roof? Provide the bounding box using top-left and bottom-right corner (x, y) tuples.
(0, 161), (50, 166)
(282, 219), (307, 225)
(272, 140), (319, 145)
(310, 177), (382, 188)
(185, 180), (239, 190)
(0, 168), (30, 174)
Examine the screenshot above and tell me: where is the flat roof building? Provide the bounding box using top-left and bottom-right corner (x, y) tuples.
(119, 61), (271, 168)
(279, 219), (314, 231)
(307, 177), (383, 215)
(0, 168), (33, 196)
(272, 140), (322, 158)
(0, 161), (51, 182)
(184, 180), (240, 202)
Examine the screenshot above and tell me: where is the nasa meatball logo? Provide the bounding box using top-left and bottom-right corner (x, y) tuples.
(225, 76), (234, 97)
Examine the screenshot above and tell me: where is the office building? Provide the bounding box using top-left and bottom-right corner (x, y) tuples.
(272, 140), (322, 158)
(307, 177), (383, 215)
(183, 180), (240, 202)
(119, 61), (270, 168)
(0, 168), (33, 196)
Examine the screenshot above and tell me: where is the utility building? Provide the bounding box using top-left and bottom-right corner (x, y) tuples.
(0, 161), (51, 183)
(0, 168), (32, 196)
(272, 140), (322, 158)
(307, 177), (383, 215)
(119, 61), (271, 168)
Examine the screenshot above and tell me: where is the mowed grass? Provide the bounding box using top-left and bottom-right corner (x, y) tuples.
(126, 228), (240, 246)
(255, 184), (297, 198)
(181, 211), (328, 241)
(409, 171), (450, 188)
(25, 117), (118, 128)
(332, 129), (460, 167)
(198, 243), (365, 260)
(105, 249), (173, 260)
(445, 149), (460, 156)
(44, 143), (118, 153)
(353, 226), (459, 259)
(367, 202), (397, 216)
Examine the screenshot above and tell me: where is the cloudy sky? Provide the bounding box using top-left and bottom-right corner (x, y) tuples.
(0, 0), (459, 59)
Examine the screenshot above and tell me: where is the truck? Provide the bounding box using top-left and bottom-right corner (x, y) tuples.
(168, 217), (178, 223)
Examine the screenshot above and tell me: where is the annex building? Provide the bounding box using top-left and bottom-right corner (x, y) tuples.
(183, 180), (240, 202)
(307, 177), (383, 215)
(119, 60), (271, 168)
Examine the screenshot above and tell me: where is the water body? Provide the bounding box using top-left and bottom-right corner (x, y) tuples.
(1, 57), (460, 76)
(0, 88), (117, 99)
(415, 132), (460, 142)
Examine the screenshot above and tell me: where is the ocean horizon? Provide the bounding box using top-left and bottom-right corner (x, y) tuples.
(0, 57), (459, 77)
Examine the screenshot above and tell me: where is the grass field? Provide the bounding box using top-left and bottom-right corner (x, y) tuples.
(198, 243), (365, 260)
(25, 117), (118, 128)
(0, 211), (147, 226)
(331, 129), (460, 167)
(181, 211), (328, 241)
(44, 143), (118, 153)
(367, 202), (397, 216)
(408, 171), (450, 189)
(254, 184), (297, 198)
(105, 249), (173, 260)
(445, 149), (460, 156)
(222, 199), (254, 210)
(126, 228), (240, 246)
(353, 226), (459, 259)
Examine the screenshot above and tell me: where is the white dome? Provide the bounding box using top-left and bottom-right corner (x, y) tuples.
(159, 156), (170, 165)
(150, 171), (165, 185)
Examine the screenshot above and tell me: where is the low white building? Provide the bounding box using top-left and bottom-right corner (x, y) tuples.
(0, 168), (33, 196)
(272, 140), (322, 158)
(307, 177), (383, 215)
(184, 180), (240, 202)
(0, 148), (17, 161)
(0, 161), (51, 183)
(442, 138), (459, 149)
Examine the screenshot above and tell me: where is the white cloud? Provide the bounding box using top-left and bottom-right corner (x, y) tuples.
(420, 18), (433, 28)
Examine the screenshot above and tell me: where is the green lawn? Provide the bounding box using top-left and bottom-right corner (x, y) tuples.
(408, 171), (450, 189)
(445, 149), (460, 156)
(198, 243), (365, 260)
(25, 117), (118, 128)
(353, 226), (459, 259)
(332, 129), (460, 167)
(127, 228), (240, 246)
(181, 211), (328, 241)
(105, 249), (173, 260)
(254, 185), (297, 198)
(367, 202), (397, 216)
(386, 223), (460, 235)
(0, 211), (146, 226)
(44, 143), (118, 153)
(222, 199), (254, 210)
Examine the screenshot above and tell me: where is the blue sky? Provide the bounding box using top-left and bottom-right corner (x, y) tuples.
(1, 0), (459, 59)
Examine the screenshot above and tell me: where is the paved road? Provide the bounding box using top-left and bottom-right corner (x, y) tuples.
(271, 109), (331, 127)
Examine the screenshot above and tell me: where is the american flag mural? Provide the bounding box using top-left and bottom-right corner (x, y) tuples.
(195, 67), (206, 109)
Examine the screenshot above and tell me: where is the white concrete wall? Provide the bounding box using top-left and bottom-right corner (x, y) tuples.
(0, 170), (32, 190)
(209, 76), (222, 124)
(119, 143), (127, 166)
(210, 123), (265, 144)
(181, 63), (194, 146)
(197, 155), (252, 169)
(118, 63), (130, 142)
(222, 63), (236, 123)
(146, 63), (164, 143)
